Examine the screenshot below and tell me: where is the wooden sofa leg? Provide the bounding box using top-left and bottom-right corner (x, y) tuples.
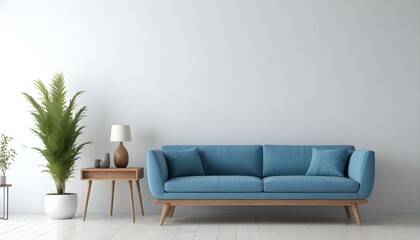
(160, 203), (170, 225)
(166, 206), (172, 217)
(351, 204), (362, 225)
(168, 206), (175, 218)
(344, 206), (351, 219)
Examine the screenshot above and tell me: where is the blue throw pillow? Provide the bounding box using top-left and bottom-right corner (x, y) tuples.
(162, 148), (205, 178)
(305, 148), (349, 177)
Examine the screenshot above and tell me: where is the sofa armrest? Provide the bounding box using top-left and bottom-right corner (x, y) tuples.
(348, 150), (375, 199)
(147, 150), (169, 199)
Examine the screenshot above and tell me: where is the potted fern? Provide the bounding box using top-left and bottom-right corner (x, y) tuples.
(0, 134), (17, 185)
(23, 73), (91, 219)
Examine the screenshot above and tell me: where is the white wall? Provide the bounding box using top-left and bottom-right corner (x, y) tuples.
(0, 0), (419, 215)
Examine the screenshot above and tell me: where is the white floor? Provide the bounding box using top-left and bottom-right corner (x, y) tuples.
(1, 213), (420, 240)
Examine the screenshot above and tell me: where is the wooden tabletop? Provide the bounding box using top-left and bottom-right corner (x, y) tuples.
(0, 184), (12, 187)
(81, 167), (142, 171)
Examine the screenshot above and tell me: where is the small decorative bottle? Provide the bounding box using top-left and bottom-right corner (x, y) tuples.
(101, 153), (110, 168)
(94, 159), (101, 168)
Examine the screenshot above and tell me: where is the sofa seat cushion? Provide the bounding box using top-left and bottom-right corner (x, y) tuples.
(165, 175), (263, 193)
(263, 176), (359, 193)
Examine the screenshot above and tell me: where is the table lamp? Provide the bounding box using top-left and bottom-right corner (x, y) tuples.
(110, 125), (131, 168)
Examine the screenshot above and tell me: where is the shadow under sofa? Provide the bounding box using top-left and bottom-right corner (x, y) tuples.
(147, 145), (375, 225)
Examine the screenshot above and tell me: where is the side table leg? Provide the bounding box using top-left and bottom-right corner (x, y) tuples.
(110, 180), (115, 216)
(83, 180), (92, 221)
(135, 180), (144, 216)
(2, 187), (5, 220)
(5, 187), (9, 220)
(128, 180), (135, 223)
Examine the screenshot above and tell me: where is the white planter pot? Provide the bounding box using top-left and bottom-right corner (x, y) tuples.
(0, 176), (6, 185)
(44, 193), (77, 219)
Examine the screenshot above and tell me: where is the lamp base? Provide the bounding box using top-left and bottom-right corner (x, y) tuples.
(114, 142), (129, 168)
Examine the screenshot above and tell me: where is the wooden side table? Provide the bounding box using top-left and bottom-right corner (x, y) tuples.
(0, 184), (11, 220)
(80, 167), (144, 223)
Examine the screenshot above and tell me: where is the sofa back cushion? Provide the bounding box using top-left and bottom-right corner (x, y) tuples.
(161, 145), (263, 177)
(263, 145), (355, 177)
(162, 148), (205, 179)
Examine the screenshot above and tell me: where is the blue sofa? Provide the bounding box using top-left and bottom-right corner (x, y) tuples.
(147, 145), (375, 225)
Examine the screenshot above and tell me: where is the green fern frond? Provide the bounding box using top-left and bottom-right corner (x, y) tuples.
(23, 73), (91, 195)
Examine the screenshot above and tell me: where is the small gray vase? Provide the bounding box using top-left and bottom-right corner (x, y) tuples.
(101, 153), (110, 168)
(94, 159), (101, 168)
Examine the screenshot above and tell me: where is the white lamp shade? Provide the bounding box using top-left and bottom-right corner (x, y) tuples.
(110, 125), (131, 142)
